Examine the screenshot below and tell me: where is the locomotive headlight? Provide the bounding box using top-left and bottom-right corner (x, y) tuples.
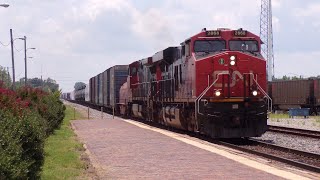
(230, 55), (236, 61)
(252, 90), (258, 96)
(215, 90), (221, 97)
(230, 56), (236, 66)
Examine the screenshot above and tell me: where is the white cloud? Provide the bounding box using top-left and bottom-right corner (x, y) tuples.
(293, 2), (320, 28)
(273, 0), (283, 8)
(79, 0), (132, 21)
(38, 18), (63, 34)
(274, 51), (320, 78)
(294, 3), (320, 17)
(1, 0), (319, 92)
(272, 16), (280, 32)
(131, 8), (178, 48)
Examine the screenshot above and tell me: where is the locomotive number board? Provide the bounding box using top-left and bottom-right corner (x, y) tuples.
(206, 30), (220, 36)
(234, 30), (247, 36)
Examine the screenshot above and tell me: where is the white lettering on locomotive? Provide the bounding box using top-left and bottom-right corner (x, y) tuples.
(212, 70), (253, 87)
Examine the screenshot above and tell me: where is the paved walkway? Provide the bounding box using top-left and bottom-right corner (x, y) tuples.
(71, 118), (312, 179)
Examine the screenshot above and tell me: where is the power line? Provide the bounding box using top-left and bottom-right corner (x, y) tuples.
(13, 44), (23, 52)
(0, 41), (10, 47)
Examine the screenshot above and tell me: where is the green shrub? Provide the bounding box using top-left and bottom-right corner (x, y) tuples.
(16, 88), (65, 136)
(39, 92), (66, 135)
(0, 87), (65, 179)
(0, 109), (46, 179)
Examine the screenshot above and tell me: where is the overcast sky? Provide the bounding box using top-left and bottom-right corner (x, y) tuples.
(0, 0), (319, 92)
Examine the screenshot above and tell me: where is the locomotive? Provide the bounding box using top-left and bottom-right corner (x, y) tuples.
(71, 28), (271, 138)
(119, 28), (271, 138)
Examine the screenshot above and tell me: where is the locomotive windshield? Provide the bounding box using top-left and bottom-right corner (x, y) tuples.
(229, 40), (259, 52)
(194, 40), (226, 53)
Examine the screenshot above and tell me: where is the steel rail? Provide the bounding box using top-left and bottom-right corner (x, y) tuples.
(268, 125), (320, 139)
(217, 138), (320, 173)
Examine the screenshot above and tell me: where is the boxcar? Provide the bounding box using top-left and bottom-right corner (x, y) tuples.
(103, 69), (110, 107)
(314, 79), (320, 112)
(109, 65), (128, 108)
(70, 90), (75, 101)
(271, 80), (314, 110)
(85, 84), (90, 102)
(89, 77), (94, 103)
(98, 73), (103, 105)
(94, 75), (98, 104)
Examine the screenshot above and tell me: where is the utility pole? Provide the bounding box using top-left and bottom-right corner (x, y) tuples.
(0, 67), (3, 84)
(19, 36), (35, 87)
(10, 29), (15, 90)
(260, 0), (275, 81)
(41, 64), (43, 90)
(23, 36), (27, 87)
(7, 67), (10, 86)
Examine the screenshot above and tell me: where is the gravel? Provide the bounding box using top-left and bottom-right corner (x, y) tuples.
(268, 118), (320, 132)
(256, 118), (320, 155)
(253, 132), (320, 154)
(64, 100), (117, 120)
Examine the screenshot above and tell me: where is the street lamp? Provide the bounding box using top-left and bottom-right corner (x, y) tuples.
(0, 4), (9, 8)
(18, 36), (36, 87)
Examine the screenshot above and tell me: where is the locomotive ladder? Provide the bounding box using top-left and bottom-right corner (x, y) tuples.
(195, 73), (229, 127)
(244, 73), (272, 113)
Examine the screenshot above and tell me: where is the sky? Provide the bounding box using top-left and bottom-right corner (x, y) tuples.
(0, 0), (319, 92)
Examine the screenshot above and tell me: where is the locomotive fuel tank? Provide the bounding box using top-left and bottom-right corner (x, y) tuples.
(162, 107), (184, 130)
(132, 104), (143, 118)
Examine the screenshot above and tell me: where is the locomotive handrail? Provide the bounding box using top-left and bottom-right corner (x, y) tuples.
(195, 72), (273, 127)
(131, 78), (174, 86)
(195, 73), (229, 123)
(244, 73), (273, 113)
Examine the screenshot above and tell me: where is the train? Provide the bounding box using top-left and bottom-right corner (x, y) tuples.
(269, 79), (320, 115)
(63, 28), (271, 138)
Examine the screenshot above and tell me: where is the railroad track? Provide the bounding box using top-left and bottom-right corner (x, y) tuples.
(268, 125), (320, 139)
(217, 138), (320, 173)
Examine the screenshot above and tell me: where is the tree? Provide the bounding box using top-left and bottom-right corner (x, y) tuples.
(281, 75), (290, 80)
(74, 82), (86, 90)
(29, 78), (42, 87)
(0, 66), (12, 88)
(14, 77), (59, 92)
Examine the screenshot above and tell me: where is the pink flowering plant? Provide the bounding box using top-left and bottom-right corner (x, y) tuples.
(0, 84), (65, 179)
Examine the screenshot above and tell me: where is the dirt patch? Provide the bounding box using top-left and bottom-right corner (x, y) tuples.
(78, 148), (99, 180)
(69, 121), (100, 179)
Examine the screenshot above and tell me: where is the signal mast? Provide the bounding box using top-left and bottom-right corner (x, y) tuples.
(260, 0), (274, 81)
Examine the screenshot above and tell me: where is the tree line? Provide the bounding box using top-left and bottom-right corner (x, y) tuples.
(273, 75), (320, 81)
(0, 65), (59, 92)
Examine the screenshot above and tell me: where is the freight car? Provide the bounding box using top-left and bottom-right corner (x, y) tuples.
(76, 28), (271, 138)
(74, 84), (86, 101)
(89, 65), (128, 109)
(60, 92), (71, 100)
(269, 79), (320, 115)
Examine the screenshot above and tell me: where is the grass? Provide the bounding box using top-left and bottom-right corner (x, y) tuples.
(315, 117), (320, 126)
(41, 105), (86, 179)
(269, 113), (289, 119)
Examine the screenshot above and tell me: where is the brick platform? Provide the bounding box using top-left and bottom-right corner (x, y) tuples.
(72, 119), (289, 179)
